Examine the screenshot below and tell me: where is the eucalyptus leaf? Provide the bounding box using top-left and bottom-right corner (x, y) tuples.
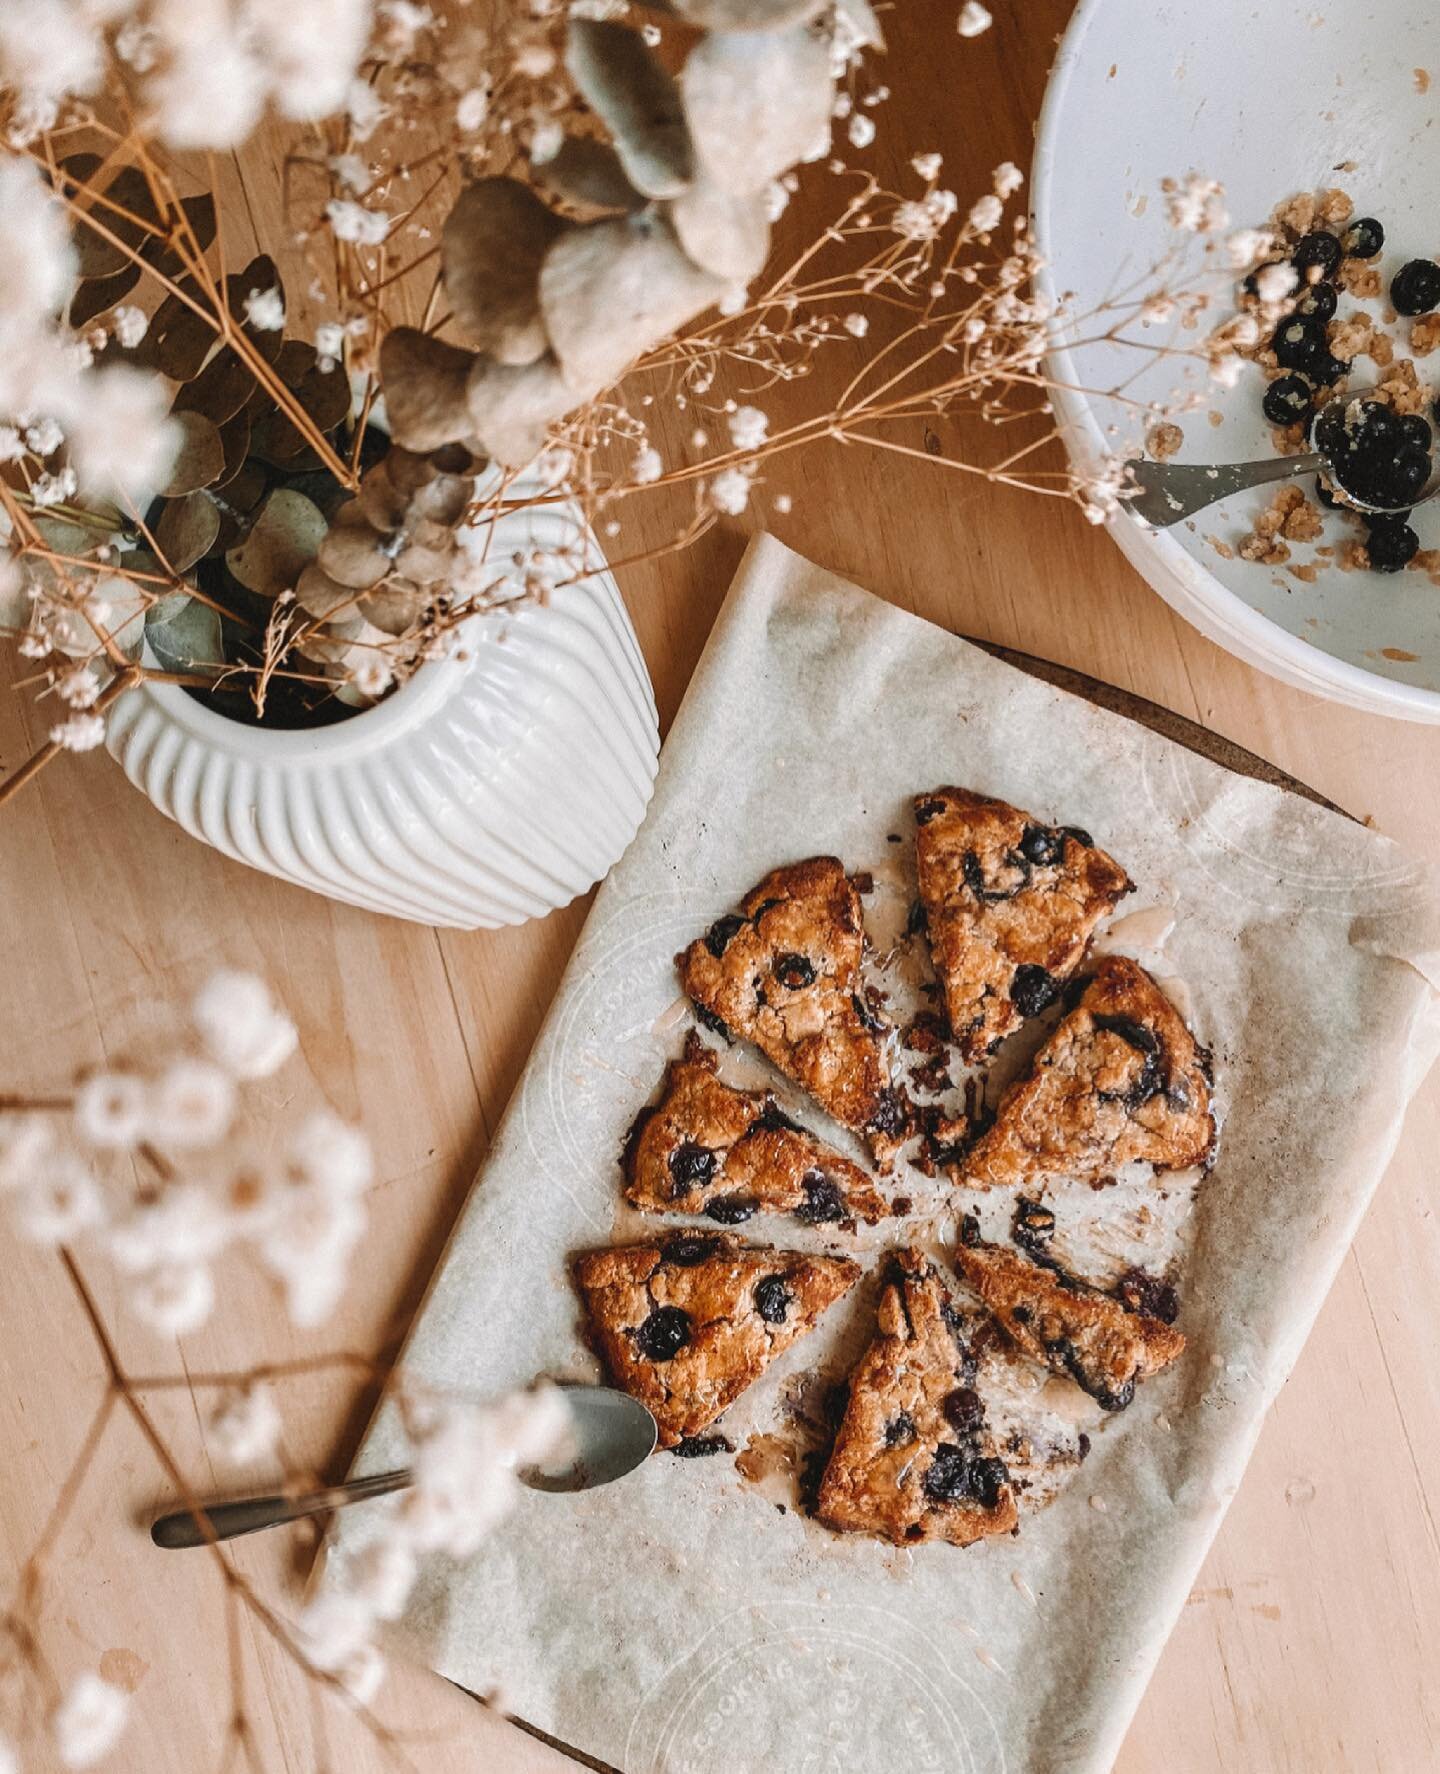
(225, 488), (328, 596)
(680, 23), (834, 195)
(566, 21), (694, 200)
(442, 178), (566, 364)
(144, 591), (225, 677)
(154, 492), (222, 574)
(160, 411), (224, 496)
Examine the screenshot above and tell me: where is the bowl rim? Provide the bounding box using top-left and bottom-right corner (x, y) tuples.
(1029, 0), (1440, 723)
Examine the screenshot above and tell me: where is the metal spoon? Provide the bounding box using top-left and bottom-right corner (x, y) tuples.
(1120, 385), (1440, 527)
(149, 1384), (657, 1550)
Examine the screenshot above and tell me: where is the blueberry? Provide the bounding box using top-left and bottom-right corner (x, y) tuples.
(1392, 259), (1440, 316)
(704, 1193), (758, 1224)
(883, 1412), (917, 1448)
(1291, 230), (1341, 283)
(1398, 414), (1433, 452)
(1009, 962), (1059, 1018)
(865, 1088), (909, 1141)
(914, 797), (946, 825)
(922, 1444), (1006, 1508)
(704, 913), (745, 958)
(1295, 282), (1337, 323)
(1262, 374), (1315, 427)
(1271, 315), (1328, 370)
(794, 1170), (845, 1224)
(772, 951), (815, 990)
(673, 1434), (731, 1457)
(1389, 446), (1431, 502)
(1060, 825), (1093, 848)
(668, 1141), (717, 1194)
(1013, 1197), (1057, 1249)
(753, 1274), (792, 1323)
(1311, 352), (1351, 388)
(662, 1231), (721, 1267)
(634, 1305), (692, 1361)
(1017, 824), (1065, 866)
(1366, 520), (1420, 572)
(693, 1004), (733, 1043)
(942, 1387), (984, 1434)
(1340, 216), (1384, 259)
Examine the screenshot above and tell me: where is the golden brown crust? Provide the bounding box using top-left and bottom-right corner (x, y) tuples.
(817, 1248), (1018, 1546)
(623, 1034), (891, 1227)
(574, 1233), (860, 1448)
(676, 858), (909, 1165)
(956, 956), (1215, 1190)
(914, 787), (1132, 1061)
(952, 1221), (1185, 1412)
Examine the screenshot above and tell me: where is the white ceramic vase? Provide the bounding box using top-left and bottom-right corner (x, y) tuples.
(104, 501), (660, 929)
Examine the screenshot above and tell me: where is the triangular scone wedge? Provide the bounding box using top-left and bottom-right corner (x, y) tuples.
(953, 1217), (1184, 1412)
(913, 786), (1132, 1061)
(624, 1033), (891, 1227)
(676, 857), (909, 1165)
(957, 955), (1215, 1191)
(818, 1247), (1018, 1546)
(574, 1233), (860, 1448)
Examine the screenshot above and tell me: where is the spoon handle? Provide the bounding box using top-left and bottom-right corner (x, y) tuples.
(1122, 450), (1322, 527)
(150, 1467), (413, 1549)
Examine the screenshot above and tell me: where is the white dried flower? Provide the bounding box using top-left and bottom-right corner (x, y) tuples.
(346, 77), (388, 142)
(315, 322), (346, 371)
(329, 151), (369, 194)
(763, 180), (790, 222)
(727, 406), (769, 452)
(1225, 227), (1275, 270)
(968, 194), (1003, 233)
(57, 664), (101, 708)
(283, 1108), (373, 1199)
(107, 1183), (231, 1273)
(911, 152), (943, 181)
(1165, 172), (1228, 235)
(0, 1115), (50, 1191)
(208, 1384), (282, 1466)
(631, 446), (662, 485)
(843, 312), (868, 337)
(326, 200), (391, 246)
(993, 161), (1024, 199)
(708, 468), (752, 515)
(298, 1589), (374, 1673)
(146, 1059), (235, 1149)
(1209, 354), (1243, 389)
(529, 116), (564, 164)
(1255, 261), (1298, 304)
(0, 425), (23, 461)
(352, 657), (394, 697)
(847, 113), (875, 150)
(111, 302), (149, 349)
(24, 415), (63, 456)
(346, 1536), (418, 1620)
(130, 1261), (215, 1336)
(18, 1155), (104, 1246)
(0, 4), (105, 149)
(32, 467), (77, 509)
(243, 285), (286, 331)
(717, 283), (748, 317)
(53, 1673), (129, 1770)
(534, 445), (573, 489)
(456, 84), (489, 131)
(893, 188), (957, 242)
(957, 1), (992, 35)
(67, 366), (178, 504)
(145, 27), (266, 150)
(191, 970), (298, 1079)
(772, 493), (792, 514)
(74, 1072), (147, 1149)
(49, 712), (106, 752)
(338, 1642), (386, 1706)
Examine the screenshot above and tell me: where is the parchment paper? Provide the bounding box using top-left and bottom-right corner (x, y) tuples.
(326, 535), (1440, 1774)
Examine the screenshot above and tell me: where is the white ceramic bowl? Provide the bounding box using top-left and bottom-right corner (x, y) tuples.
(1034, 0), (1440, 720)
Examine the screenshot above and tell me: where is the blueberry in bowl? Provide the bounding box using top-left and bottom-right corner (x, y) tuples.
(1391, 259), (1440, 317)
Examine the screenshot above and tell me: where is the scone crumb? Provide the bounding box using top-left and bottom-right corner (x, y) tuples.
(1337, 259), (1382, 298)
(1145, 422), (1183, 461)
(1287, 562), (1319, 583)
(1337, 538), (1371, 571)
(1316, 187), (1354, 228)
(1270, 191), (1316, 239)
(1281, 495), (1324, 541)
(1411, 314), (1440, 357)
(1204, 533), (1235, 560)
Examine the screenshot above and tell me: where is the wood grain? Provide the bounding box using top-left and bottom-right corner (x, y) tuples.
(2, 3), (1438, 1770)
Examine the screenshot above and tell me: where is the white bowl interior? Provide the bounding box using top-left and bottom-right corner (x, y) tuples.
(1034, 0), (1440, 716)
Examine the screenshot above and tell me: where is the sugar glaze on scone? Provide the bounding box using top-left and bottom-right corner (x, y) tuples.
(913, 786), (1132, 1062)
(623, 1033), (891, 1227)
(953, 1216), (1185, 1412)
(818, 1247), (1017, 1546)
(676, 857), (910, 1166)
(957, 955), (1215, 1191)
(573, 1232), (860, 1448)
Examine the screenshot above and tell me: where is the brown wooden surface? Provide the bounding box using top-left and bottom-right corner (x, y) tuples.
(3, 4), (1440, 1770)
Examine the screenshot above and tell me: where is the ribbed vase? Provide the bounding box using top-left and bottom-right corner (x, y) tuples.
(105, 505), (660, 929)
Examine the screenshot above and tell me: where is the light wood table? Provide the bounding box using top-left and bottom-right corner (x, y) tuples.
(3, 4), (1438, 1770)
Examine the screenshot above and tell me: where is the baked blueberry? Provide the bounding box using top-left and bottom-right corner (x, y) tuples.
(1272, 315), (1328, 370)
(1391, 259), (1440, 316)
(662, 1231), (722, 1267)
(704, 1193), (758, 1224)
(1294, 282), (1337, 323)
(883, 1411), (917, 1447)
(771, 951), (816, 990)
(941, 1387), (984, 1433)
(1340, 216), (1384, 259)
(795, 1171), (846, 1223)
(753, 1274), (792, 1323)
(1009, 962), (1059, 1018)
(1013, 1197), (1057, 1250)
(668, 1141), (717, 1193)
(1366, 519), (1420, 572)
(1262, 374), (1315, 426)
(1291, 230), (1341, 283)
(1017, 824), (1065, 866)
(704, 913), (746, 958)
(634, 1304), (693, 1361)
(673, 1434), (731, 1457)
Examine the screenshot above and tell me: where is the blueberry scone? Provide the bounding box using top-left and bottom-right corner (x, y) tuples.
(574, 1232), (860, 1448)
(818, 1247), (1017, 1546)
(676, 857), (909, 1165)
(913, 787), (1132, 1061)
(623, 1033), (891, 1228)
(953, 1216), (1185, 1412)
(956, 956), (1215, 1190)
